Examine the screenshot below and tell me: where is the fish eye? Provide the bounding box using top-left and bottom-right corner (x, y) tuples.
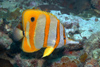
(31, 17), (35, 22)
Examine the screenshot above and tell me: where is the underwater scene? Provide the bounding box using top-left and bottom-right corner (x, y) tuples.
(0, 0), (100, 67)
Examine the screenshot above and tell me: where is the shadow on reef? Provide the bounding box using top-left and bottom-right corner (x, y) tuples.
(20, 47), (65, 67)
(7, 43), (22, 58)
(0, 44), (6, 54)
(20, 47), (64, 59)
(0, 58), (13, 67)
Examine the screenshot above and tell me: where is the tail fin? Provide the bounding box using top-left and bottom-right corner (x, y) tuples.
(12, 28), (23, 41)
(66, 37), (79, 45)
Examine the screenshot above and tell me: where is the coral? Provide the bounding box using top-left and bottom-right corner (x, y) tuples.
(91, 0), (100, 10)
(92, 49), (100, 66)
(0, 0), (100, 67)
(1, 1), (17, 9)
(85, 58), (99, 67)
(83, 32), (100, 56)
(91, 0), (100, 14)
(82, 32), (100, 66)
(92, 49), (100, 59)
(0, 31), (12, 49)
(14, 54), (45, 67)
(52, 56), (79, 67)
(50, 10), (100, 40)
(79, 53), (88, 63)
(0, 18), (14, 34)
(7, 8), (21, 20)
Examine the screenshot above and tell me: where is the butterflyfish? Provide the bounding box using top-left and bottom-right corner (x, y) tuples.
(13, 9), (79, 57)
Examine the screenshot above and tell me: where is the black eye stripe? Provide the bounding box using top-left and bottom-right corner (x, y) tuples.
(23, 31), (25, 36)
(31, 17), (35, 22)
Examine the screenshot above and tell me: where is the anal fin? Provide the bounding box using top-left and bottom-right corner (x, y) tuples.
(42, 46), (54, 57)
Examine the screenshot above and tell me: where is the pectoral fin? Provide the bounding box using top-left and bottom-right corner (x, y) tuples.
(42, 46), (55, 57)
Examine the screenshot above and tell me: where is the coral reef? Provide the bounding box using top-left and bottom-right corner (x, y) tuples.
(84, 58), (99, 67)
(14, 54), (45, 67)
(52, 56), (79, 67)
(79, 53), (88, 63)
(91, 0), (100, 10)
(83, 32), (100, 66)
(50, 10), (100, 40)
(83, 32), (100, 56)
(91, 0), (100, 14)
(0, 31), (12, 49)
(0, 0), (100, 67)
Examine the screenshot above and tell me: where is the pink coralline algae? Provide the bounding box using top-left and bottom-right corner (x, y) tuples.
(14, 54), (45, 67)
(52, 56), (79, 67)
(85, 58), (99, 67)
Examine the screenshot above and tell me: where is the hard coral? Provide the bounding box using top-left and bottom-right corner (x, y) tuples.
(83, 32), (100, 56)
(82, 32), (100, 66)
(14, 54), (45, 67)
(79, 53), (88, 63)
(85, 58), (99, 67)
(7, 8), (21, 20)
(91, 0), (100, 10)
(0, 31), (12, 49)
(92, 49), (100, 59)
(52, 56), (79, 67)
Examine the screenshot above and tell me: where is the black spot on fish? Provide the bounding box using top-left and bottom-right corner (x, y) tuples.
(23, 31), (25, 36)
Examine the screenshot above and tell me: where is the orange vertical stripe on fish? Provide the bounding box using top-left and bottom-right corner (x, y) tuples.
(54, 20), (60, 48)
(43, 15), (50, 47)
(63, 26), (66, 45)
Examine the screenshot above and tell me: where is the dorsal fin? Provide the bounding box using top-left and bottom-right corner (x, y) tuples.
(32, 7), (40, 10)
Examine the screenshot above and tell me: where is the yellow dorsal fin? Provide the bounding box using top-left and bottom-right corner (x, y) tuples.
(42, 46), (55, 57)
